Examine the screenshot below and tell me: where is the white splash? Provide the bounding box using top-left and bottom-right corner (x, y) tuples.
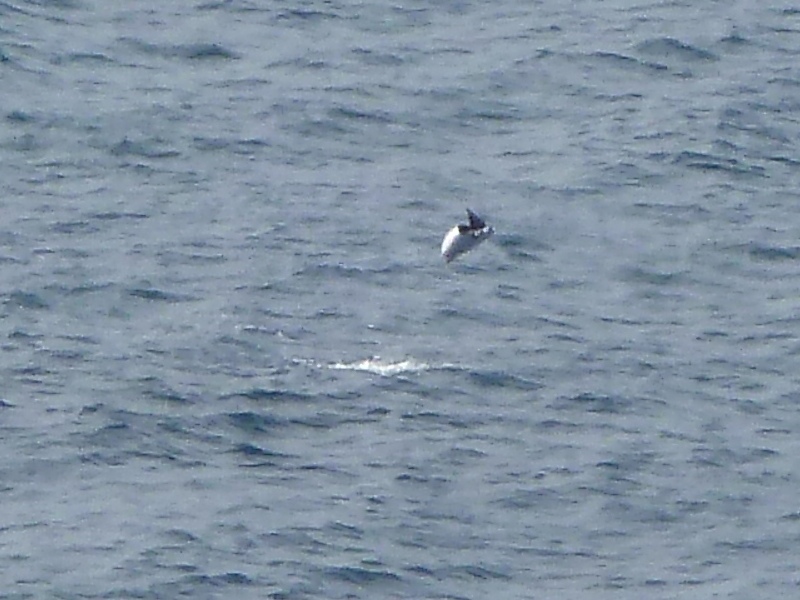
(327, 356), (431, 376)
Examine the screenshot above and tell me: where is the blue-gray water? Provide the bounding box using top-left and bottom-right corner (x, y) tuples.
(3, 1), (800, 598)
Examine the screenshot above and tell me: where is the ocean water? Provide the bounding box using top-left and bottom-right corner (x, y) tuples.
(2, 0), (800, 598)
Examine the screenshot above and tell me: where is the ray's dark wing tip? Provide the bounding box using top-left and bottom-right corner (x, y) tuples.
(466, 208), (485, 229)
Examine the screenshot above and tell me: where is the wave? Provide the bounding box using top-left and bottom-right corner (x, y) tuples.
(119, 38), (240, 61)
(671, 150), (766, 177)
(746, 243), (800, 261)
(635, 37), (719, 63)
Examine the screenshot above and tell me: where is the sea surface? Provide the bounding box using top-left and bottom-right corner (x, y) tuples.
(2, 1), (800, 598)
